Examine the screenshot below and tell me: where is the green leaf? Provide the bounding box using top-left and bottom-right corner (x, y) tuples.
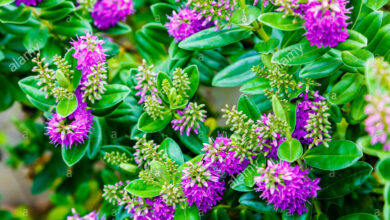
(56, 94), (77, 117)
(355, 11), (383, 42)
(239, 193), (276, 213)
(179, 27), (252, 50)
(39, 1), (75, 21)
(0, 0), (13, 6)
(272, 42), (329, 65)
(315, 161), (373, 199)
(64, 48), (82, 89)
(61, 142), (88, 166)
(240, 77), (271, 95)
(328, 73), (364, 105)
(367, 24), (390, 53)
(52, 16), (92, 37)
(347, 0), (363, 28)
(55, 70), (70, 88)
(350, 86), (368, 121)
(0, 6), (31, 24)
(151, 3), (177, 25)
(150, 160), (170, 183)
(254, 38), (280, 54)
(231, 5), (261, 25)
(87, 118), (103, 159)
(337, 213), (379, 220)
(212, 55), (261, 87)
(176, 124), (208, 154)
(135, 30), (167, 64)
(184, 65), (200, 99)
(103, 22), (132, 35)
(89, 84), (130, 115)
(125, 179), (162, 198)
(272, 95), (287, 122)
(341, 49), (374, 69)
(299, 57), (343, 79)
(232, 172), (254, 192)
(304, 140), (363, 170)
(174, 204), (200, 220)
(377, 158), (390, 182)
(36, 0), (64, 8)
(277, 139), (303, 163)
(18, 76), (56, 106)
(258, 12), (304, 31)
(160, 138), (184, 165)
(23, 26), (49, 50)
(336, 30), (367, 50)
(138, 112), (172, 133)
(238, 95), (261, 121)
(143, 22), (171, 45)
(366, 0), (388, 10)
(357, 136), (390, 159)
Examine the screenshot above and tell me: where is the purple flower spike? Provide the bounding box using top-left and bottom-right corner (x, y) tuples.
(46, 91), (93, 148)
(15, 0), (41, 6)
(70, 32), (106, 84)
(181, 161), (225, 212)
(91, 0), (135, 30)
(256, 114), (286, 159)
(292, 92), (325, 145)
(125, 196), (175, 220)
(134, 60), (160, 104)
(203, 136), (250, 176)
(364, 92), (390, 151)
(171, 102), (207, 136)
(254, 161), (321, 215)
(303, 0), (351, 48)
(165, 8), (211, 41)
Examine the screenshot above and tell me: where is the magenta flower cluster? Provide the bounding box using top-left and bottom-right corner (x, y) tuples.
(70, 32), (106, 85)
(254, 161), (321, 215)
(364, 92), (390, 151)
(126, 196), (175, 220)
(292, 92), (325, 145)
(91, 0), (135, 30)
(203, 136), (250, 176)
(15, 0), (41, 6)
(46, 91), (93, 148)
(181, 161), (225, 212)
(165, 8), (210, 41)
(256, 114), (286, 159)
(303, 0), (351, 48)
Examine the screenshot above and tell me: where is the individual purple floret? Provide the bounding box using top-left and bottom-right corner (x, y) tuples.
(46, 91), (93, 148)
(303, 0), (351, 48)
(125, 196), (175, 220)
(181, 160), (225, 212)
(171, 102), (207, 136)
(256, 114), (287, 159)
(165, 8), (210, 41)
(292, 91), (325, 145)
(91, 0), (135, 30)
(67, 209), (104, 220)
(364, 92), (390, 151)
(15, 0), (41, 6)
(254, 161), (321, 215)
(203, 136), (250, 176)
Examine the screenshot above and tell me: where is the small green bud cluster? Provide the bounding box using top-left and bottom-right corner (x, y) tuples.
(305, 101), (331, 148)
(32, 54), (74, 102)
(82, 62), (108, 103)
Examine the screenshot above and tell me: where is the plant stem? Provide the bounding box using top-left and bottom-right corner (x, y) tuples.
(253, 21), (270, 42)
(313, 199), (322, 215)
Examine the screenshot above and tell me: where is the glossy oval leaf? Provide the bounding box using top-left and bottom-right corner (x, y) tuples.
(259, 12), (304, 31)
(277, 139), (303, 162)
(272, 42), (329, 65)
(238, 94), (261, 120)
(61, 142), (88, 166)
(179, 27), (252, 50)
(160, 138), (184, 165)
(304, 140), (363, 170)
(125, 179), (162, 198)
(328, 73), (364, 105)
(138, 112), (172, 133)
